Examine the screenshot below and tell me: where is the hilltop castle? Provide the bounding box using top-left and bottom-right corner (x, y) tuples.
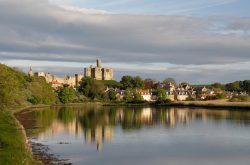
(28, 59), (113, 88)
(84, 59), (113, 80)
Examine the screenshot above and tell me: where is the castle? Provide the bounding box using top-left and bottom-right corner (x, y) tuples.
(84, 59), (113, 80)
(28, 59), (113, 88)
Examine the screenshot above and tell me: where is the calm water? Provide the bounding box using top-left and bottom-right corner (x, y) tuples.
(17, 105), (250, 165)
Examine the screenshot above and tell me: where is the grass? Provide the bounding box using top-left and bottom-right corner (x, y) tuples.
(0, 110), (40, 165)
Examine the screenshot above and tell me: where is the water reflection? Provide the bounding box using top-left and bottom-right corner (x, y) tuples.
(19, 106), (250, 151)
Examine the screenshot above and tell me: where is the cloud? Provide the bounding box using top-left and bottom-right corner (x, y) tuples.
(0, 0), (250, 83)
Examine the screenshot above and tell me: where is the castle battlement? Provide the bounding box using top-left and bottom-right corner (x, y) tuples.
(84, 59), (113, 80)
(28, 59), (113, 89)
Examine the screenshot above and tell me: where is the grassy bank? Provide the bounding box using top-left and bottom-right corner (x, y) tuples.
(104, 99), (250, 109)
(0, 110), (41, 165)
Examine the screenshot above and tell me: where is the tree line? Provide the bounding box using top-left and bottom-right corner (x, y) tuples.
(1, 64), (250, 109)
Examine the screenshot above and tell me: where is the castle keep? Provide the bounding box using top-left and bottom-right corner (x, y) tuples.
(84, 59), (113, 80)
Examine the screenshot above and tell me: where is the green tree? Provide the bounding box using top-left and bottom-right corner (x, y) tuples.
(225, 81), (241, 91)
(133, 92), (144, 102)
(123, 89), (133, 102)
(108, 90), (117, 101)
(211, 82), (225, 90)
(78, 77), (105, 100)
(120, 75), (134, 89)
(57, 87), (76, 104)
(132, 76), (144, 89)
(157, 88), (167, 103)
(120, 75), (144, 89)
(242, 80), (250, 95)
(162, 77), (176, 85)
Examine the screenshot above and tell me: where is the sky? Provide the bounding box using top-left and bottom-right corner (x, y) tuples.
(0, 0), (250, 84)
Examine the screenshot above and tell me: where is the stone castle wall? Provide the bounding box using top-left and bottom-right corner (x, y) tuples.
(84, 59), (113, 80)
(29, 59), (113, 88)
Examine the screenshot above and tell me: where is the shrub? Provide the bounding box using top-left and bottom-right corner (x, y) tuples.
(229, 95), (250, 102)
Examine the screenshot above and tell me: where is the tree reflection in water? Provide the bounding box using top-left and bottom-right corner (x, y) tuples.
(30, 106), (250, 150)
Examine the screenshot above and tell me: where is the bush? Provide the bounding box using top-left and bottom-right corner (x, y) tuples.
(57, 87), (76, 104)
(205, 93), (225, 100)
(229, 95), (250, 102)
(27, 96), (42, 105)
(186, 97), (196, 101)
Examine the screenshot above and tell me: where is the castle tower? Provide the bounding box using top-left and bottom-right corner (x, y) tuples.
(28, 66), (33, 76)
(97, 59), (101, 68)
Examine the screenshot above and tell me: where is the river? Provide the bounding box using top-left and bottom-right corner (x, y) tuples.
(16, 105), (250, 165)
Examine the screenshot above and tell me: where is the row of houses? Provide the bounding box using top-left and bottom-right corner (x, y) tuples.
(116, 83), (215, 101)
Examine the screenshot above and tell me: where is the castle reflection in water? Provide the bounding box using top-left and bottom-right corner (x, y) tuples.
(29, 106), (250, 151)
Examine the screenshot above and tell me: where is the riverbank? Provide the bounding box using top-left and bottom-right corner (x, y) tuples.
(104, 99), (250, 109)
(0, 104), (60, 165)
(0, 108), (41, 165)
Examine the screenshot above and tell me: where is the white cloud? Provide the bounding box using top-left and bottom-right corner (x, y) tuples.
(0, 0), (250, 83)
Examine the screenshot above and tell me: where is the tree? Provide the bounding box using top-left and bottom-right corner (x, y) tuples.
(211, 82), (225, 90)
(132, 76), (144, 89)
(123, 89), (133, 102)
(78, 77), (95, 96)
(133, 92), (144, 102)
(162, 78), (176, 85)
(225, 81), (241, 92)
(157, 88), (167, 103)
(57, 87), (76, 104)
(120, 76), (134, 89)
(78, 77), (105, 100)
(108, 90), (117, 101)
(144, 78), (155, 89)
(242, 80), (250, 94)
(120, 75), (144, 89)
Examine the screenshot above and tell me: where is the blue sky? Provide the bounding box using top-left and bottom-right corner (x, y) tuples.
(50, 0), (250, 16)
(1, 0), (250, 84)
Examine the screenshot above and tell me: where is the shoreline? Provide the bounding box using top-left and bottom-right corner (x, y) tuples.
(103, 100), (250, 110)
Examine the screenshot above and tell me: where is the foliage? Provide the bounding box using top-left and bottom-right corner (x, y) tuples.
(98, 80), (122, 88)
(133, 92), (144, 103)
(229, 95), (250, 102)
(242, 80), (250, 94)
(143, 78), (155, 89)
(132, 76), (144, 89)
(204, 93), (225, 100)
(108, 90), (117, 101)
(211, 83), (225, 90)
(0, 64), (56, 108)
(225, 81), (241, 92)
(120, 75), (134, 89)
(123, 89), (133, 102)
(186, 97), (196, 101)
(120, 75), (144, 89)
(26, 76), (56, 105)
(78, 77), (105, 100)
(156, 88), (167, 103)
(57, 87), (76, 104)
(162, 77), (176, 85)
